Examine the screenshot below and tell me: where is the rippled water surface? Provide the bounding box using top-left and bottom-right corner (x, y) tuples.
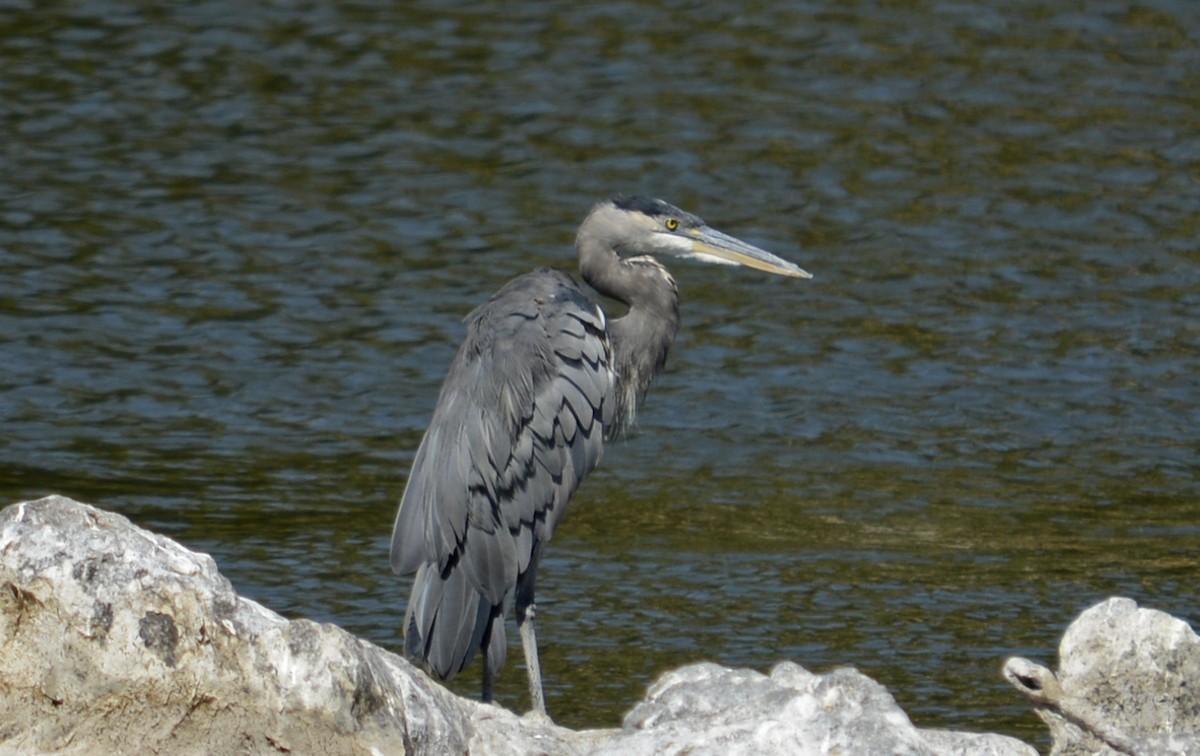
(3, 0), (1199, 746)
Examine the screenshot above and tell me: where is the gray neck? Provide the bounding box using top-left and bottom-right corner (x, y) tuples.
(578, 231), (680, 436)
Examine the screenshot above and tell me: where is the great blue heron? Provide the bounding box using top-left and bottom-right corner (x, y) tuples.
(390, 196), (810, 714)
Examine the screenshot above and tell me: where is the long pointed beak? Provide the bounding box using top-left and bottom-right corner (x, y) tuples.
(686, 226), (812, 279)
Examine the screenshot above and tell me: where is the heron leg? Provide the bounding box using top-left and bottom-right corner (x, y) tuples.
(515, 556), (547, 715)
(516, 600), (546, 715)
(482, 660), (494, 703)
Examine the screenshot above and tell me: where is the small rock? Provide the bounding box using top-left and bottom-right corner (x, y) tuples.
(594, 661), (1035, 756)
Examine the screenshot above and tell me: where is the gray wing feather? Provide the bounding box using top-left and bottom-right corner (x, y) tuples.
(405, 562), (500, 678)
(390, 268), (614, 680)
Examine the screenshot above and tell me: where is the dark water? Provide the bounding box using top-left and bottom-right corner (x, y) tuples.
(3, 0), (1199, 747)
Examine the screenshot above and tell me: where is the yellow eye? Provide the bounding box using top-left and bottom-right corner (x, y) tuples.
(665, 218), (679, 231)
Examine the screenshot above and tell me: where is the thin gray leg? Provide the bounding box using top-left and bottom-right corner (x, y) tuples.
(482, 658), (494, 703)
(517, 602), (546, 715)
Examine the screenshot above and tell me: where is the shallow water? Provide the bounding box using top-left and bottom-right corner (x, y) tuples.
(3, 0), (1199, 745)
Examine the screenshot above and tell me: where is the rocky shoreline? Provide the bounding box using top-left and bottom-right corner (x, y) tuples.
(0, 495), (1195, 754)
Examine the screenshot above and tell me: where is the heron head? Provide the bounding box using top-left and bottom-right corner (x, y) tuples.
(581, 196), (812, 279)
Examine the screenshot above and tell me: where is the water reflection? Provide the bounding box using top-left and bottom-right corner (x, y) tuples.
(3, 0), (1199, 745)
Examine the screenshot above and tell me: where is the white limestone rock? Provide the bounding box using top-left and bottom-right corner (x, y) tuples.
(594, 661), (1035, 756)
(0, 495), (593, 755)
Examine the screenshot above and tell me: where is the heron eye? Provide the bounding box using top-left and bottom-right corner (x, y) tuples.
(664, 218), (679, 231)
